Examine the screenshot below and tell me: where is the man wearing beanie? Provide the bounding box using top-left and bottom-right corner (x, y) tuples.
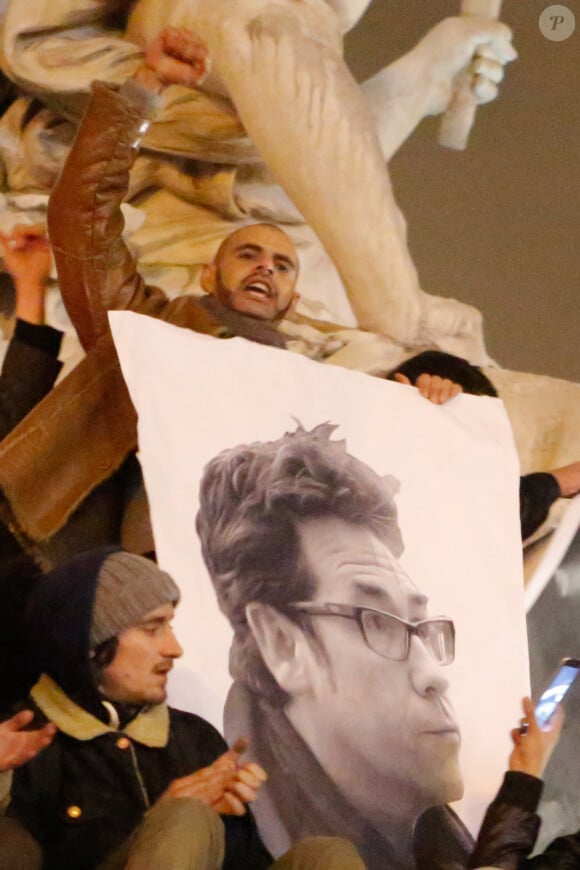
(0, 546), (364, 870)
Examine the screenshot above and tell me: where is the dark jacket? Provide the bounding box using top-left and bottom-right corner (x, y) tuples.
(469, 771), (580, 870)
(0, 81), (297, 551)
(519, 474), (562, 542)
(526, 835), (580, 869)
(0, 319), (62, 441)
(0, 319), (63, 564)
(0, 318), (143, 567)
(0, 321), (63, 700)
(7, 547), (271, 870)
(469, 772), (544, 869)
(0, 553), (42, 713)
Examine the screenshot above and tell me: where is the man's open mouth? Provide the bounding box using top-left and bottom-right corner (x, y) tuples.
(244, 280), (274, 298)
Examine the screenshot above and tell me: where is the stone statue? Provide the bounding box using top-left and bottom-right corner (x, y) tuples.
(0, 0), (578, 480)
(0, 0), (516, 362)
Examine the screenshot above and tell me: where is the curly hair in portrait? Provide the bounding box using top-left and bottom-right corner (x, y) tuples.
(196, 423), (404, 706)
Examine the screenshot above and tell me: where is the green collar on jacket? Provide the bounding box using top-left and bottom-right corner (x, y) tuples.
(31, 673), (169, 747)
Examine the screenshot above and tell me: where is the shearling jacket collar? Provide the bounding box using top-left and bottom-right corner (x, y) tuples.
(31, 673), (169, 747)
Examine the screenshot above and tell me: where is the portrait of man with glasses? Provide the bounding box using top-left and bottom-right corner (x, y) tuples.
(195, 422), (473, 870)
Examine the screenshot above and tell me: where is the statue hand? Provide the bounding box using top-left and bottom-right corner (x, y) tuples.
(416, 16), (517, 116)
(141, 27), (210, 90)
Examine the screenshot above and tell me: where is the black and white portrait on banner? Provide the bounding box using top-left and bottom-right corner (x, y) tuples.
(110, 310), (529, 868)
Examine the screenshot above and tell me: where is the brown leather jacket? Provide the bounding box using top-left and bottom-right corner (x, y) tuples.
(0, 82), (236, 548)
(0, 79), (343, 556)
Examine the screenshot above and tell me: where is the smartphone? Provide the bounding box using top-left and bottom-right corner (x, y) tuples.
(534, 657), (580, 729)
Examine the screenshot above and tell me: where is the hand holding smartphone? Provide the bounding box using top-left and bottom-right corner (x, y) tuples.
(524, 657), (580, 733)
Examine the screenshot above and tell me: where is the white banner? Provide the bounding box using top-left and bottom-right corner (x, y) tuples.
(111, 310), (528, 866)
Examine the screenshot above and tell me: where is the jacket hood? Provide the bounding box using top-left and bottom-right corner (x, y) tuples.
(26, 545), (121, 718)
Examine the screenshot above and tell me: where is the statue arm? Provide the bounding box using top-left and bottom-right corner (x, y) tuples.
(361, 15), (516, 161)
(194, 2), (491, 357)
(205, 2), (423, 343)
(322, 0), (374, 34)
(34, 0), (501, 355)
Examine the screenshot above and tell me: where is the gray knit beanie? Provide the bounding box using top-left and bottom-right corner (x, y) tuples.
(90, 552), (181, 649)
